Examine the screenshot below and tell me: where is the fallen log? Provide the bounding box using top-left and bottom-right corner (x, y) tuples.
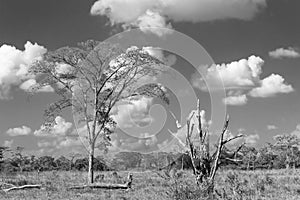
(69, 173), (133, 190)
(2, 184), (42, 192)
(69, 183), (130, 190)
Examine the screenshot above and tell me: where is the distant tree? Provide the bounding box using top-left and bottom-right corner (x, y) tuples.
(55, 156), (71, 171)
(240, 146), (258, 170)
(37, 156), (56, 171)
(141, 153), (158, 170)
(29, 40), (169, 183)
(67, 152), (82, 170)
(0, 146), (9, 161)
(94, 156), (109, 171)
(273, 135), (300, 169)
(28, 155), (39, 171)
(155, 152), (170, 169)
(0, 146), (9, 171)
(111, 152), (140, 170)
(74, 157), (88, 171)
(256, 143), (277, 169)
(8, 146), (33, 172)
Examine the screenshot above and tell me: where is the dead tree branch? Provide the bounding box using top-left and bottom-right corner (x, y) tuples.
(68, 173), (133, 190)
(2, 184), (42, 192)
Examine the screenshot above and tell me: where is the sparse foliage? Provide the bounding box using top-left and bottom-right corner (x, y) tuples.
(29, 40), (170, 183)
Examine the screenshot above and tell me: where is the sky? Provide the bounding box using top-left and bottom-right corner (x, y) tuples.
(0, 0), (300, 156)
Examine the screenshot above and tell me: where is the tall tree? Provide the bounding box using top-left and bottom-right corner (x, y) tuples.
(29, 41), (169, 183)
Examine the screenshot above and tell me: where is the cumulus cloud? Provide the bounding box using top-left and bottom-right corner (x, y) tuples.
(3, 140), (14, 148)
(91, 0), (267, 36)
(249, 74), (294, 98)
(269, 47), (300, 59)
(223, 94), (248, 106)
(109, 108), (211, 152)
(109, 133), (158, 152)
(142, 47), (177, 66)
(37, 141), (56, 148)
(192, 55), (294, 105)
(112, 97), (154, 128)
(19, 79), (54, 93)
(198, 56), (264, 89)
(6, 126), (32, 137)
(34, 116), (72, 137)
(245, 134), (260, 145)
(135, 10), (173, 37)
(0, 41), (47, 99)
(57, 137), (82, 148)
(291, 124), (300, 138)
(267, 125), (278, 130)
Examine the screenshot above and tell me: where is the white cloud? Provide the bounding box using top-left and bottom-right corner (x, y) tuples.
(37, 141), (56, 148)
(34, 116), (72, 137)
(267, 125), (278, 130)
(6, 126), (32, 137)
(57, 137), (82, 148)
(51, 116), (73, 135)
(249, 74), (294, 98)
(19, 79), (54, 93)
(192, 55), (294, 105)
(0, 41), (47, 99)
(245, 134), (260, 145)
(223, 94), (248, 106)
(112, 97), (154, 128)
(200, 55), (264, 89)
(135, 10), (173, 37)
(3, 140), (13, 148)
(142, 46), (177, 66)
(109, 133), (158, 152)
(91, 0), (267, 36)
(269, 47), (300, 59)
(291, 124), (300, 138)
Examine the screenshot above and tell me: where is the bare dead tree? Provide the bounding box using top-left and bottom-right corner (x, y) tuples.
(185, 99), (244, 195)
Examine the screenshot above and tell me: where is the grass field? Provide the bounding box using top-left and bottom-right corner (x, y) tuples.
(1, 169), (300, 200)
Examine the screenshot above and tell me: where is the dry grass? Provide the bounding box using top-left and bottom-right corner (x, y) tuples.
(0, 169), (300, 200)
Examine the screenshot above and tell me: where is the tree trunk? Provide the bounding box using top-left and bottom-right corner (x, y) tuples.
(88, 149), (94, 184)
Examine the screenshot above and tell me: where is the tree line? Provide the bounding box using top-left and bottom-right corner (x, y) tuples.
(1, 134), (299, 173)
(0, 147), (108, 173)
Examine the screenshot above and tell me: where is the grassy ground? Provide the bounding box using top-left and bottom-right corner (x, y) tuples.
(1, 169), (300, 200)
